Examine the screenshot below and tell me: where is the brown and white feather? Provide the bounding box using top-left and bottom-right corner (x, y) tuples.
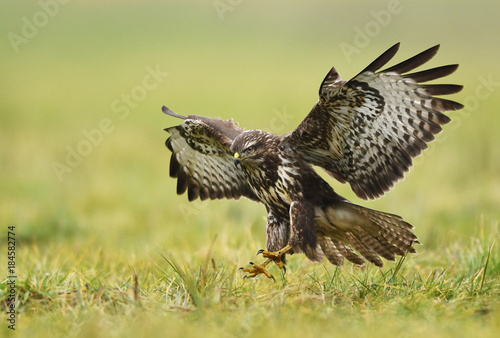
(163, 44), (463, 269)
(164, 108), (257, 201)
(284, 43), (463, 200)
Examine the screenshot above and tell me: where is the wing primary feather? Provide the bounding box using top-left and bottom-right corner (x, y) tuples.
(419, 84), (464, 96)
(169, 154), (180, 178)
(199, 186), (210, 201)
(164, 114), (258, 202)
(382, 44), (440, 74)
(431, 98), (464, 112)
(177, 168), (189, 195)
(162, 106), (187, 119)
(404, 64), (458, 82)
(290, 44), (462, 200)
(188, 178), (200, 201)
(165, 137), (174, 151)
(357, 42), (400, 74)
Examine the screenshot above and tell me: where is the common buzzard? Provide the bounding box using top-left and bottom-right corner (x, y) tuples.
(163, 43), (463, 279)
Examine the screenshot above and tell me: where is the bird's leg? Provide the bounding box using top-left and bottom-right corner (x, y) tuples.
(257, 244), (292, 270)
(239, 245), (293, 280)
(240, 259), (275, 281)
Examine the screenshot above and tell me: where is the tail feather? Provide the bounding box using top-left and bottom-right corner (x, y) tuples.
(357, 229), (397, 262)
(379, 229), (417, 254)
(346, 232), (384, 267)
(318, 201), (418, 267)
(334, 240), (366, 266)
(318, 236), (344, 266)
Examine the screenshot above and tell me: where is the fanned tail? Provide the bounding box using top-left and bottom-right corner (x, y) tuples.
(317, 201), (418, 267)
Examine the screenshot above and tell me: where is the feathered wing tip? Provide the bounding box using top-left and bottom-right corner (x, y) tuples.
(377, 44), (464, 114)
(348, 45), (462, 200)
(289, 43), (464, 201)
(404, 64), (458, 82)
(357, 42), (400, 75)
(318, 202), (418, 267)
(163, 109), (258, 202)
(382, 44), (440, 74)
(162, 106), (187, 119)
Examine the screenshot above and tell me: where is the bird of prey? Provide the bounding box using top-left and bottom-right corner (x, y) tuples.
(163, 43), (463, 279)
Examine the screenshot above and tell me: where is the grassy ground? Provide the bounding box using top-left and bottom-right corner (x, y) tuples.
(1, 1), (499, 337)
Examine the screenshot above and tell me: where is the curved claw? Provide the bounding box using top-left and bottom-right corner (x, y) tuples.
(241, 245), (292, 281)
(239, 261), (274, 280)
(239, 262), (254, 272)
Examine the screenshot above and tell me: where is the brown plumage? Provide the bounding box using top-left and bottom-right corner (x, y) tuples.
(163, 43), (463, 269)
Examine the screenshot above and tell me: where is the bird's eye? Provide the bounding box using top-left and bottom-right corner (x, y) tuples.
(246, 146), (255, 153)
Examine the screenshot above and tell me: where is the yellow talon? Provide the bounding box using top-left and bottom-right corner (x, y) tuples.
(257, 245), (292, 270)
(240, 261), (275, 280)
(240, 245), (292, 280)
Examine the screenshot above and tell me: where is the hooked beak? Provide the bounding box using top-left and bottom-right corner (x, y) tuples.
(234, 152), (241, 167)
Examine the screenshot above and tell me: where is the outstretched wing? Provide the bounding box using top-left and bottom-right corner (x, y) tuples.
(284, 43), (463, 200)
(163, 106), (257, 202)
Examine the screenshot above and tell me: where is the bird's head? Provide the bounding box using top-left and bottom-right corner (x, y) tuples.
(231, 130), (275, 169)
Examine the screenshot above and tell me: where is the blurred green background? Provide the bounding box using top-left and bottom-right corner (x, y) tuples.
(2, 0), (498, 249)
(0, 0), (499, 309)
(1, 0), (498, 252)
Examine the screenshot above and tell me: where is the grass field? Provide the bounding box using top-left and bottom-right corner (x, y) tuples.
(1, 1), (499, 337)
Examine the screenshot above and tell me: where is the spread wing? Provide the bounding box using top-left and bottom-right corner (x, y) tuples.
(163, 106), (257, 202)
(284, 43), (463, 200)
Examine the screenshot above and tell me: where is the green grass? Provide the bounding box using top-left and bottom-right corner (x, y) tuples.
(1, 229), (499, 337)
(1, 1), (499, 337)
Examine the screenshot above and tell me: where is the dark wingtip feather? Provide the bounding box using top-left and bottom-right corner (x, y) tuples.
(188, 183), (200, 201)
(165, 137), (173, 151)
(359, 42), (400, 74)
(432, 98), (464, 112)
(383, 44), (440, 74)
(199, 187), (209, 201)
(169, 155), (180, 178)
(404, 64), (459, 82)
(162, 106), (187, 119)
(177, 169), (188, 195)
(421, 84), (464, 96)
(449, 99), (464, 109)
(436, 112), (451, 125)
